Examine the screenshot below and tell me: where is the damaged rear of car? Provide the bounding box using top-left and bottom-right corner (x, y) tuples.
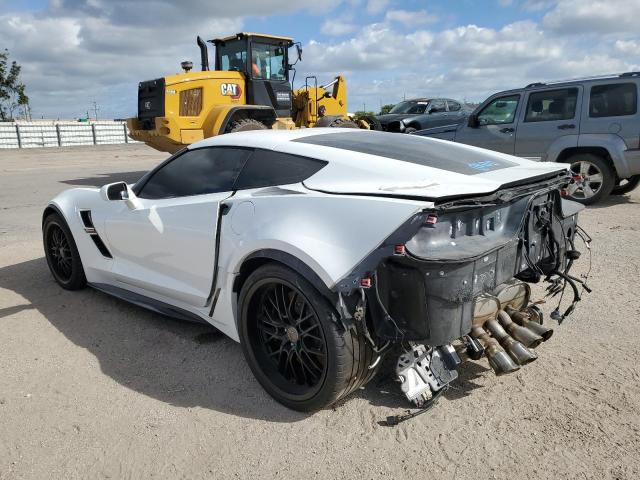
(276, 131), (591, 412)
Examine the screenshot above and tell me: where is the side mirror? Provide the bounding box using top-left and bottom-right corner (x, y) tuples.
(296, 44), (302, 62)
(100, 181), (142, 210)
(467, 114), (480, 128)
(429, 107), (437, 114)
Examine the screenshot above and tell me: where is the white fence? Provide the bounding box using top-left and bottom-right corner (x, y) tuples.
(0, 122), (138, 149)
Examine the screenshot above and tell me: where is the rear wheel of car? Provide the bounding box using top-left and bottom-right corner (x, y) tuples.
(238, 263), (377, 411)
(228, 118), (268, 133)
(564, 154), (615, 205)
(404, 127), (417, 134)
(43, 212), (86, 290)
(611, 175), (640, 195)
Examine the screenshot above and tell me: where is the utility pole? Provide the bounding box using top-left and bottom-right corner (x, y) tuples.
(91, 101), (99, 121)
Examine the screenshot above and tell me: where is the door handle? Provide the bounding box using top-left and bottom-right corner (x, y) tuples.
(499, 127), (515, 133)
(557, 124), (576, 130)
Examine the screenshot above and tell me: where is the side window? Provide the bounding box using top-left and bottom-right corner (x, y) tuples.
(234, 149), (327, 190)
(406, 103), (427, 114)
(138, 148), (250, 199)
(447, 100), (461, 112)
(251, 43), (286, 80)
(589, 83), (637, 118)
(524, 88), (578, 122)
(429, 100), (446, 113)
(477, 95), (520, 126)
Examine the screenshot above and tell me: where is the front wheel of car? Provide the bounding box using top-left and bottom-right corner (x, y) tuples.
(43, 212), (87, 290)
(564, 154), (615, 205)
(238, 263), (377, 412)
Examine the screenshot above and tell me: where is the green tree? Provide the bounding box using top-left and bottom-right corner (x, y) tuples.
(0, 49), (29, 121)
(379, 104), (395, 115)
(352, 110), (375, 120)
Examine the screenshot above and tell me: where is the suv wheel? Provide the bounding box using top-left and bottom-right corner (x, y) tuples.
(238, 263), (378, 411)
(611, 175), (640, 195)
(565, 153), (615, 205)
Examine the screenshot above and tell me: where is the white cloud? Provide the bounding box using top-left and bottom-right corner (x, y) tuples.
(321, 19), (358, 36)
(366, 0), (389, 14)
(543, 0), (640, 34)
(384, 10), (436, 27)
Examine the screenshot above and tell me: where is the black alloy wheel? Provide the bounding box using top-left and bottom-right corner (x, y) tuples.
(238, 263), (378, 411)
(43, 212), (87, 290)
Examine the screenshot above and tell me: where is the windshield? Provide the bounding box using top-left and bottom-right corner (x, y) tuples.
(251, 43), (286, 80)
(389, 100), (430, 114)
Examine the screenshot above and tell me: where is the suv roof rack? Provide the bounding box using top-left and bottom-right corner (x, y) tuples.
(524, 72), (640, 89)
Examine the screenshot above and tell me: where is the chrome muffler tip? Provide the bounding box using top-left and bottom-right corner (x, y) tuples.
(497, 310), (543, 348)
(484, 319), (538, 366)
(506, 340), (538, 365)
(505, 306), (554, 342)
(488, 350), (521, 376)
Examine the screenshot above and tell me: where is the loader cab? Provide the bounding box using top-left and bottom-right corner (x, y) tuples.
(213, 33), (294, 117)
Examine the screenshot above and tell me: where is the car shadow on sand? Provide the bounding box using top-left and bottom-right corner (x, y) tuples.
(1, 257), (490, 422)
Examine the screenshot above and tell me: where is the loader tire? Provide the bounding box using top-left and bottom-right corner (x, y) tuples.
(327, 118), (359, 129)
(228, 118), (268, 133)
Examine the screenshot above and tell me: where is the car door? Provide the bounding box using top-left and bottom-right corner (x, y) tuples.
(424, 99), (450, 128)
(445, 99), (466, 124)
(455, 94), (521, 154)
(514, 86), (582, 160)
(102, 147), (251, 307)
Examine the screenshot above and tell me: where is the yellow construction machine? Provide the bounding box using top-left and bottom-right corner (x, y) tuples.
(127, 33), (371, 153)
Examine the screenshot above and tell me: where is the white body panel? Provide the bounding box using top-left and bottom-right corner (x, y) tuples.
(46, 129), (568, 343)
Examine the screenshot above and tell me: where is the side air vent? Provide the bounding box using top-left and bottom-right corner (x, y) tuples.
(90, 235), (112, 258)
(79, 209), (112, 259)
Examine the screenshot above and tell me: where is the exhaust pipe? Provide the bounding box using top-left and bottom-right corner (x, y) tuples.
(484, 319), (538, 365)
(470, 326), (519, 375)
(505, 306), (553, 341)
(197, 36), (209, 71)
(497, 310), (543, 348)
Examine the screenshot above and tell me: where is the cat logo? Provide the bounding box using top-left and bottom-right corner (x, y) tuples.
(220, 83), (242, 100)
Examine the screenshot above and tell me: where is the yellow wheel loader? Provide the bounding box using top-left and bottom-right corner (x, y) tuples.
(127, 33), (372, 153)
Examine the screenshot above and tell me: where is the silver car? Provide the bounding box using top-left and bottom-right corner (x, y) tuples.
(415, 72), (640, 204)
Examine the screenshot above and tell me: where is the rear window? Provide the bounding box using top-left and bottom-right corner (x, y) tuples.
(293, 131), (518, 175)
(233, 149), (327, 190)
(589, 83), (637, 118)
(525, 88), (578, 122)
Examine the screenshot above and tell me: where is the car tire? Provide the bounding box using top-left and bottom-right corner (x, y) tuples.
(404, 127), (417, 134)
(43, 212), (87, 290)
(238, 263), (377, 411)
(611, 175), (640, 195)
(565, 153), (615, 205)
(228, 118), (268, 133)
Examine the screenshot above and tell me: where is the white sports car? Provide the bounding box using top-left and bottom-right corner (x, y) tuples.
(43, 129), (590, 412)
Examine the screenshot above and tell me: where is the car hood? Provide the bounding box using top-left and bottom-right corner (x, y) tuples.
(297, 136), (568, 200)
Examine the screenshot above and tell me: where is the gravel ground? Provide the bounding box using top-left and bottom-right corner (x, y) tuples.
(1, 144), (639, 479)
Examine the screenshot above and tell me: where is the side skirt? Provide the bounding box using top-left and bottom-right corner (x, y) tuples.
(89, 282), (208, 324)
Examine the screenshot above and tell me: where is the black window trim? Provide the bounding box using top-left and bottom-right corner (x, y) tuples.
(523, 87), (579, 123)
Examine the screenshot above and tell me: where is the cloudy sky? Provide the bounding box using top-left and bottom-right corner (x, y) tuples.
(1, 0), (639, 119)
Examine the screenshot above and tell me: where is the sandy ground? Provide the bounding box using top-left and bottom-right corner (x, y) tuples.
(1, 144), (639, 479)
